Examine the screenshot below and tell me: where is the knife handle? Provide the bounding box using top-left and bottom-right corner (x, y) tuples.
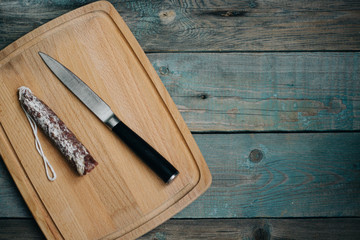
(112, 121), (179, 183)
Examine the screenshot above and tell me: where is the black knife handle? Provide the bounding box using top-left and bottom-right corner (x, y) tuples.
(112, 121), (179, 183)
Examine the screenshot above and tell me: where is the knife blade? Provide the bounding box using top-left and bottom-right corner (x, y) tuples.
(39, 52), (179, 183)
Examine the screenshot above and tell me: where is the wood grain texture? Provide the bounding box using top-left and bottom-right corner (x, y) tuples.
(1, 0), (360, 51)
(141, 218), (360, 240)
(1, 0), (359, 239)
(1, 52), (359, 132)
(2, 132), (360, 218)
(0, 158), (30, 218)
(178, 133), (360, 218)
(0, 2), (211, 239)
(1, 218), (360, 240)
(149, 52), (360, 132)
(0, 218), (44, 240)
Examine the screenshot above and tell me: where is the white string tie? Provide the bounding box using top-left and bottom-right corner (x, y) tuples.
(18, 87), (56, 181)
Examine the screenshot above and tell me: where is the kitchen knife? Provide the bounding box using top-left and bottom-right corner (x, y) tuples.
(39, 52), (179, 183)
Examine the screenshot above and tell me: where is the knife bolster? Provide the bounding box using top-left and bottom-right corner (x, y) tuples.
(104, 114), (121, 129)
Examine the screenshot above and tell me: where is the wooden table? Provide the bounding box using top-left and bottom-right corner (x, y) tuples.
(1, 0), (359, 239)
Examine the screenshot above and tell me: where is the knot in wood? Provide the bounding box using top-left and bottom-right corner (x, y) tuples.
(253, 227), (271, 240)
(248, 0), (258, 8)
(249, 149), (263, 163)
(199, 93), (208, 99)
(159, 10), (176, 24)
(159, 66), (169, 75)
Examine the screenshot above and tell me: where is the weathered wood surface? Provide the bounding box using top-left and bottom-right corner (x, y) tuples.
(2, 132), (359, 218)
(1, 0), (360, 51)
(0, 218), (44, 240)
(1, 0), (360, 239)
(1, 218), (360, 240)
(0, 159), (30, 218)
(141, 218), (360, 240)
(150, 52), (360, 132)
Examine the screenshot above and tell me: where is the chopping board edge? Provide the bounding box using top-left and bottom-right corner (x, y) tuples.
(0, 1), (112, 65)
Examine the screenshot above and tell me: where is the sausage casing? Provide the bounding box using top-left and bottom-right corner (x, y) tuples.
(19, 87), (98, 175)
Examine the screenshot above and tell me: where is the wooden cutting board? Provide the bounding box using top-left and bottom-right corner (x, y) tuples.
(0, 1), (211, 239)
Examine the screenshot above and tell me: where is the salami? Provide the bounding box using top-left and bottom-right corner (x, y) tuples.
(18, 86), (98, 176)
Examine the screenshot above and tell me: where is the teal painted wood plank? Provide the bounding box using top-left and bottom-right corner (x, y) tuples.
(0, 218), (44, 240)
(2, 218), (360, 240)
(0, 159), (30, 218)
(142, 218), (360, 240)
(149, 52), (360, 131)
(175, 132), (360, 218)
(1, 0), (360, 51)
(1, 132), (359, 218)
